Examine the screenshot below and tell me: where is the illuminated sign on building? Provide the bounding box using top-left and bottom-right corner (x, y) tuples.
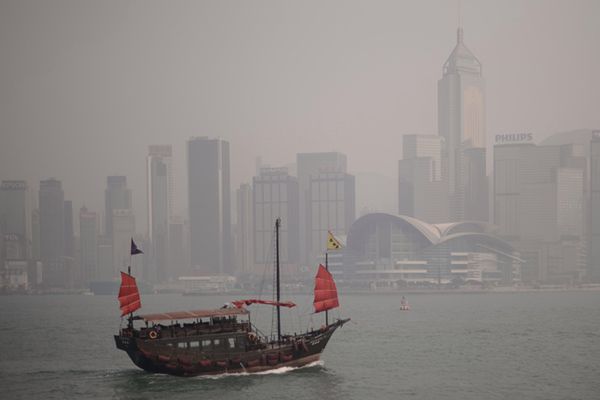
(494, 133), (533, 144)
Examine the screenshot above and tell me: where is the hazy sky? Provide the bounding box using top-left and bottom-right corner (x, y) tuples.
(1, 0), (599, 231)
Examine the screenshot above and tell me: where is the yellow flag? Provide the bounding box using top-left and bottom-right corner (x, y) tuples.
(327, 231), (342, 250)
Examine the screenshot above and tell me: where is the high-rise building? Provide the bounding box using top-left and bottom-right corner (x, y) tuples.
(402, 135), (443, 181)
(187, 137), (232, 275)
(147, 145), (172, 283)
(168, 215), (187, 279)
(31, 208), (40, 260)
(105, 176), (131, 239)
(590, 131), (600, 281)
(79, 206), (98, 286)
(39, 179), (65, 287)
(308, 172), (355, 264)
(398, 135), (449, 223)
(112, 209), (135, 278)
(494, 141), (586, 283)
(235, 183), (253, 275)
(63, 200), (74, 258)
(438, 28), (487, 221)
(253, 168), (299, 266)
(297, 152), (347, 265)
(0, 180), (31, 260)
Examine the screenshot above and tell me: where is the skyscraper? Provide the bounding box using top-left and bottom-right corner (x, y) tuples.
(308, 172), (355, 264)
(79, 206), (98, 286)
(104, 176), (131, 239)
(398, 135), (449, 223)
(297, 152), (347, 265)
(235, 183), (254, 275)
(590, 131), (600, 281)
(494, 141), (586, 282)
(39, 179), (64, 287)
(187, 137), (232, 275)
(112, 209), (135, 277)
(147, 145), (172, 283)
(438, 28), (487, 221)
(253, 168), (299, 266)
(0, 180), (31, 260)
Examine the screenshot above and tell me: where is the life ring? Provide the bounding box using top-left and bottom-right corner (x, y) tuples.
(148, 330), (158, 340)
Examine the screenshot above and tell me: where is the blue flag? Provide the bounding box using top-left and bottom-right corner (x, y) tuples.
(131, 238), (143, 255)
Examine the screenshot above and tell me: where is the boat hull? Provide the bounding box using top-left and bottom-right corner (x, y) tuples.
(115, 319), (348, 376)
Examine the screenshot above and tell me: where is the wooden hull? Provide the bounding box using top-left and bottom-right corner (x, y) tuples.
(115, 319), (348, 377)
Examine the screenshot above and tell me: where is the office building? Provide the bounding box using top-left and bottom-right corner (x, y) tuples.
(147, 145), (172, 283)
(39, 179), (65, 287)
(398, 135), (449, 223)
(187, 137), (232, 275)
(494, 140), (586, 283)
(235, 183), (253, 275)
(308, 172), (355, 264)
(112, 209), (135, 278)
(0, 180), (31, 260)
(438, 28), (487, 221)
(105, 176), (131, 239)
(253, 168), (299, 267)
(79, 206), (98, 286)
(590, 131), (600, 280)
(297, 152), (347, 265)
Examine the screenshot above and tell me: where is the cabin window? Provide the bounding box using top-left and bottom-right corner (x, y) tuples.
(202, 340), (211, 348)
(166, 343), (173, 347)
(190, 341), (200, 348)
(228, 338), (236, 349)
(177, 342), (187, 349)
(213, 339), (221, 346)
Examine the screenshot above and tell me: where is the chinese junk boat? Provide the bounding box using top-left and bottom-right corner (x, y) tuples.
(114, 220), (349, 376)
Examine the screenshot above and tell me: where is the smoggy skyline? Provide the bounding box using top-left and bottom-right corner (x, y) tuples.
(1, 0), (599, 229)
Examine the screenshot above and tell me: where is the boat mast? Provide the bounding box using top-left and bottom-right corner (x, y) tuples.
(325, 251), (329, 326)
(275, 218), (281, 343)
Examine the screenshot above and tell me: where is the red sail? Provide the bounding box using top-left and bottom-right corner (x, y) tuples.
(313, 264), (339, 313)
(118, 272), (141, 316)
(232, 299), (296, 308)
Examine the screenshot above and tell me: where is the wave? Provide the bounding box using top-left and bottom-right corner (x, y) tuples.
(197, 360), (325, 380)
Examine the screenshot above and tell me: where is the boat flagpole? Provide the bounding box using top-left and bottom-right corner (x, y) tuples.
(275, 218), (281, 344)
(325, 251), (329, 326)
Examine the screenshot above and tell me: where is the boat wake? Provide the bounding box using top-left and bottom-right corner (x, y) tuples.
(197, 360), (325, 379)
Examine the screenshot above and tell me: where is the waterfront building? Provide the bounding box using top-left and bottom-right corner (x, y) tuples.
(0, 180), (31, 260)
(438, 28), (487, 221)
(297, 152), (347, 265)
(343, 213), (521, 288)
(112, 209), (135, 278)
(398, 135), (449, 223)
(235, 183), (253, 275)
(105, 176), (131, 239)
(307, 172), (355, 265)
(147, 145), (172, 283)
(79, 206), (98, 286)
(39, 179), (65, 287)
(590, 131), (600, 281)
(187, 137), (232, 275)
(494, 139), (586, 283)
(252, 168), (299, 268)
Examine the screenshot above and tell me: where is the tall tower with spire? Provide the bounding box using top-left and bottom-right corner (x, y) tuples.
(438, 27), (488, 221)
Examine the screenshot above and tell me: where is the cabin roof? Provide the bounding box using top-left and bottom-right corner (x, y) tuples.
(138, 307), (248, 322)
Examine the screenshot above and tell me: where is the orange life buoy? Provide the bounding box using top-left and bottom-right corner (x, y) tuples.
(148, 330), (158, 340)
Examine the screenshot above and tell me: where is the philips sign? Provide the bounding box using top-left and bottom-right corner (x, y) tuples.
(495, 133), (533, 144)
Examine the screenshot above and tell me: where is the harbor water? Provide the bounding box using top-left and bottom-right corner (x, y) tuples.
(0, 291), (599, 399)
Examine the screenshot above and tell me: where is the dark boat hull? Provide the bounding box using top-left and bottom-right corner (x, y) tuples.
(115, 319), (349, 376)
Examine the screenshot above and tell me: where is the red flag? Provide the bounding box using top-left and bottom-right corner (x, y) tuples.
(313, 264), (339, 313)
(118, 272), (141, 316)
